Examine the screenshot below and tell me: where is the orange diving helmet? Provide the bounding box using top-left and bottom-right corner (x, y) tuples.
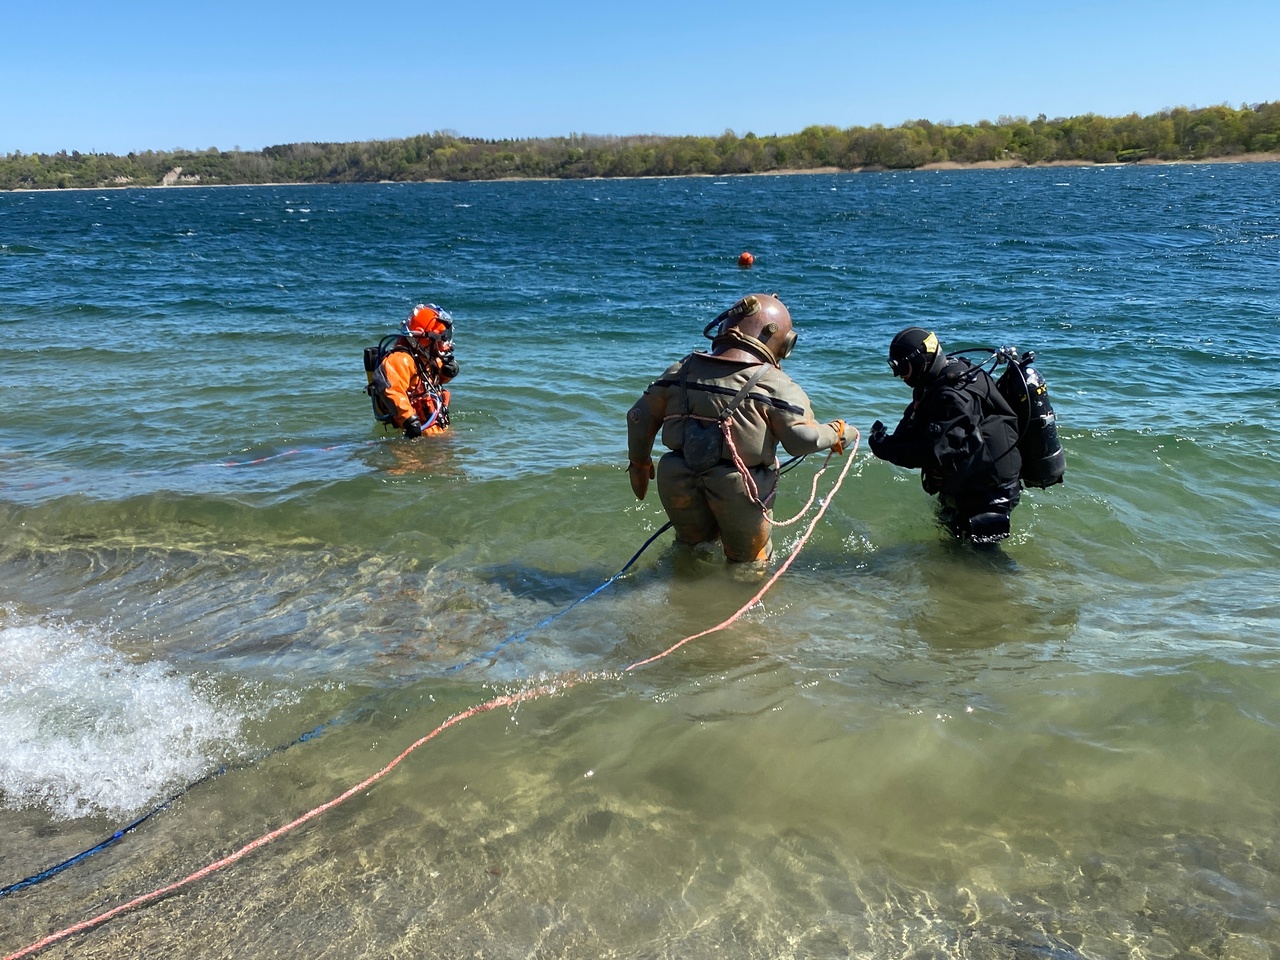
(401, 303), (454, 351)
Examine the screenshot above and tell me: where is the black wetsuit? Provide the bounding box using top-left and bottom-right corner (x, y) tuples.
(871, 357), (1023, 541)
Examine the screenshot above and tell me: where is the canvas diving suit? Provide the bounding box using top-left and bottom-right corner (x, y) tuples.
(628, 352), (843, 562)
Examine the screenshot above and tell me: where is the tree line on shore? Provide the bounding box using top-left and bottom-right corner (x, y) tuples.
(3, 102), (1278, 191)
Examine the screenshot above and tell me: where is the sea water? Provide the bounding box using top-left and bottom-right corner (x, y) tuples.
(1, 167), (1278, 958)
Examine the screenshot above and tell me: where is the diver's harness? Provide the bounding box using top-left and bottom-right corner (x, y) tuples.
(673, 360), (774, 498)
(658, 356), (829, 522)
(363, 334), (450, 431)
(944, 345), (1067, 489)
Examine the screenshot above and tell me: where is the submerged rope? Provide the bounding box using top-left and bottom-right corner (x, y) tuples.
(4, 435), (859, 959)
(449, 447), (821, 670)
(4, 447), (817, 898)
(2, 516), (675, 900)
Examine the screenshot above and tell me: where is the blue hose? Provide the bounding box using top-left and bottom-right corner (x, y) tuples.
(448, 521), (673, 670)
(0, 713), (362, 899)
(4, 456), (809, 897)
(0, 519), (673, 898)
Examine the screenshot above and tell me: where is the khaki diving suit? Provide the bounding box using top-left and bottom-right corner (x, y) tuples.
(627, 294), (847, 562)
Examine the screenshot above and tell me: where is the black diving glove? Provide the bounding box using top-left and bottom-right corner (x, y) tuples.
(403, 416), (424, 439)
(436, 350), (459, 381)
(868, 420), (888, 452)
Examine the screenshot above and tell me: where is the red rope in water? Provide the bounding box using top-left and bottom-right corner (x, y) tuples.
(4, 433), (858, 960)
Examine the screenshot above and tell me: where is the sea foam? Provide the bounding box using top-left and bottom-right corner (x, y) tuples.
(0, 607), (245, 820)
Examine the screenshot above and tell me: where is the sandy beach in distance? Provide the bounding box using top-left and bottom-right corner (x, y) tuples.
(768, 152), (1280, 175)
(914, 152), (1280, 171)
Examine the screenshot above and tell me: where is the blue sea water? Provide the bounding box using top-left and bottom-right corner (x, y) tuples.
(1, 165), (1279, 958)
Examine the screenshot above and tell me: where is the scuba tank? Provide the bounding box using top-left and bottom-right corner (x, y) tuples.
(364, 335), (401, 425)
(995, 349), (1066, 488)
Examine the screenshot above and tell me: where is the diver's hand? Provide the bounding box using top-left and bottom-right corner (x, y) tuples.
(868, 420), (888, 454)
(828, 419), (849, 455)
(628, 460), (655, 500)
(435, 351), (459, 380)
(403, 416), (424, 439)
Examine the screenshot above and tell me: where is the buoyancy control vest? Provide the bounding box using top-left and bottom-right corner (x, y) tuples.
(921, 357), (1023, 491)
(363, 335), (450, 430)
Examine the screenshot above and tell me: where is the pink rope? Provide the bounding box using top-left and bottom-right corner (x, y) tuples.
(659, 412), (780, 512)
(5, 433), (859, 959)
(3, 680), (583, 960)
(663, 411), (843, 526)
(625, 431), (858, 671)
(766, 454), (831, 527)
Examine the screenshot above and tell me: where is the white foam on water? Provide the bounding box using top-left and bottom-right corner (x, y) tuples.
(0, 608), (246, 821)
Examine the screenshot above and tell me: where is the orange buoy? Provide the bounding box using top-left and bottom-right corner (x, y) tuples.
(738, 251), (754, 267)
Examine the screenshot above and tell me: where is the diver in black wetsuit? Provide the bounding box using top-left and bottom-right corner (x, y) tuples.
(869, 327), (1023, 544)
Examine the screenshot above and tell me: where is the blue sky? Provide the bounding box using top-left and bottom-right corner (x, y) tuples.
(3, 0), (1276, 155)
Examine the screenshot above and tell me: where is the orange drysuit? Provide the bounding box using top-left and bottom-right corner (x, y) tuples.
(373, 342), (457, 435)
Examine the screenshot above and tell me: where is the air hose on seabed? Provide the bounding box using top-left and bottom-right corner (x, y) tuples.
(3, 437), (858, 960)
(0, 504), (680, 900)
(2, 513), (659, 902)
(0, 718), (351, 900)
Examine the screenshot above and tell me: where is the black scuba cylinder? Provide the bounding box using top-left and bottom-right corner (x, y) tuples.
(996, 351), (1066, 489)
(364, 335), (406, 425)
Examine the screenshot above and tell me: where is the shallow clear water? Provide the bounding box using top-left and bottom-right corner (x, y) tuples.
(1, 167), (1278, 958)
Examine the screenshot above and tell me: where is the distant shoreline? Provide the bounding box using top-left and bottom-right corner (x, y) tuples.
(754, 152), (1280, 175)
(915, 152), (1280, 171)
(7, 104), (1277, 191)
(6, 152), (1280, 194)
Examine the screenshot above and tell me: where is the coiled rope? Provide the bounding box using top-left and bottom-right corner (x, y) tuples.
(4, 433), (858, 960)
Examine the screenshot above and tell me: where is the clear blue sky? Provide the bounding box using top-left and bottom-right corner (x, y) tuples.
(3, 0), (1276, 155)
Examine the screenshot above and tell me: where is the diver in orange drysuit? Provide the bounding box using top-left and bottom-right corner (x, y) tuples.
(626, 293), (850, 563)
(372, 303), (459, 438)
